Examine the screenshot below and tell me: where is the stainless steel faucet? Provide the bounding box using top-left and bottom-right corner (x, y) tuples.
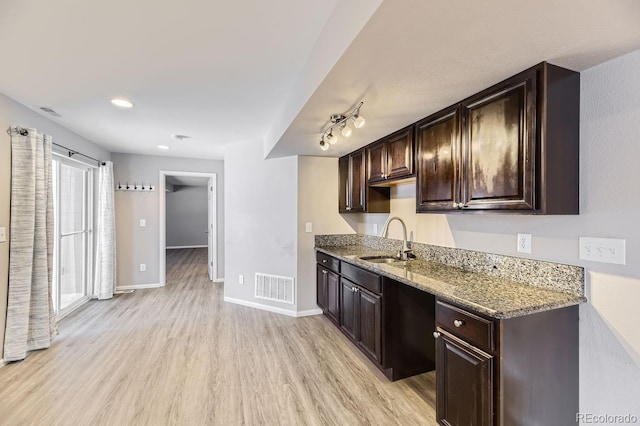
(381, 216), (412, 260)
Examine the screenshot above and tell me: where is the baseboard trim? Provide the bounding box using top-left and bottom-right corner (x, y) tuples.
(296, 308), (323, 317)
(223, 297), (322, 318)
(115, 283), (163, 291)
(166, 245), (207, 250)
(0, 359), (5, 368)
(213, 278), (224, 283)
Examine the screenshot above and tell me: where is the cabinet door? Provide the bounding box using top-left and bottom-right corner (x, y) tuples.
(416, 106), (460, 212)
(357, 287), (382, 365)
(338, 156), (349, 213)
(316, 265), (328, 311)
(436, 332), (493, 426)
(460, 70), (536, 210)
(367, 141), (387, 184)
(386, 127), (414, 180)
(340, 279), (358, 341)
(349, 150), (366, 212)
(326, 269), (340, 324)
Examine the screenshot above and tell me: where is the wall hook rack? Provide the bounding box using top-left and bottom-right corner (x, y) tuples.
(116, 182), (156, 192)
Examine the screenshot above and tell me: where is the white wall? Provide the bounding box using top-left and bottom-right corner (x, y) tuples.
(344, 50), (640, 418)
(0, 92), (110, 357)
(297, 157), (357, 311)
(224, 140), (300, 313)
(166, 186), (208, 247)
(112, 153), (224, 286)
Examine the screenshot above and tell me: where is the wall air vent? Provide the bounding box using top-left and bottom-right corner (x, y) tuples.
(255, 273), (295, 305)
(39, 106), (61, 117)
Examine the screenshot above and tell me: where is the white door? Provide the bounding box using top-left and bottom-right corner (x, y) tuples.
(207, 178), (214, 281)
(52, 158), (93, 317)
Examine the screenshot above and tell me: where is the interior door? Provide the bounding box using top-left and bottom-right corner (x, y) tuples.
(207, 177), (214, 281)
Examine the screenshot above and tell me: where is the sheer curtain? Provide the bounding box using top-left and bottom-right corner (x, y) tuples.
(3, 127), (58, 362)
(94, 161), (116, 299)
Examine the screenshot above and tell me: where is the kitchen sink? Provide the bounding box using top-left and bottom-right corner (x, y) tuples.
(359, 255), (404, 264)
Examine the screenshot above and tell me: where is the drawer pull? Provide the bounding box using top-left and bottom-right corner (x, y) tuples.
(322, 270), (327, 275)
(453, 319), (465, 328)
(433, 331), (441, 339)
(322, 259), (327, 263)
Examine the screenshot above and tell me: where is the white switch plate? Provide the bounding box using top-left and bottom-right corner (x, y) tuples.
(517, 233), (532, 253)
(139, 219), (146, 227)
(580, 237), (626, 265)
(305, 222), (312, 233)
(0, 227), (6, 243)
(139, 263), (146, 272)
(373, 224), (378, 234)
(238, 274), (244, 285)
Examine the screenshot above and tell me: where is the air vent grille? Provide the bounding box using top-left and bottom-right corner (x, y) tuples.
(39, 106), (61, 117)
(255, 273), (294, 305)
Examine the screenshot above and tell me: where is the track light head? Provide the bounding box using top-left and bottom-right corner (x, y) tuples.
(341, 122), (352, 138)
(319, 139), (329, 151)
(352, 113), (366, 129)
(326, 131), (338, 145)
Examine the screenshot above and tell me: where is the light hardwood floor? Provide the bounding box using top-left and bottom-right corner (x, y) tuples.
(0, 248), (437, 425)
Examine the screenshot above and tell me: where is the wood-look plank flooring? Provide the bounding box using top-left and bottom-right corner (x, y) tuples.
(0, 248), (437, 425)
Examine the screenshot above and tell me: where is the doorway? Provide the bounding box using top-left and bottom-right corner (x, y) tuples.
(52, 156), (94, 318)
(158, 171), (217, 286)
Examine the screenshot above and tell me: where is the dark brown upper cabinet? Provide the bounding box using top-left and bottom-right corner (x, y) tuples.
(367, 127), (415, 185)
(416, 62), (579, 214)
(416, 106), (460, 211)
(339, 149), (390, 214)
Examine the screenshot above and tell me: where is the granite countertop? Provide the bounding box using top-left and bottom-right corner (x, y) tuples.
(317, 245), (586, 319)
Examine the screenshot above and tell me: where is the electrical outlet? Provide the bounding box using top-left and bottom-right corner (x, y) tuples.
(579, 237), (626, 265)
(238, 274), (244, 285)
(0, 227), (5, 243)
(139, 219), (146, 227)
(517, 233), (532, 253)
(139, 263), (146, 272)
(305, 222), (312, 233)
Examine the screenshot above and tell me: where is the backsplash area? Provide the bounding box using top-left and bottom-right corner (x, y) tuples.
(315, 234), (584, 297)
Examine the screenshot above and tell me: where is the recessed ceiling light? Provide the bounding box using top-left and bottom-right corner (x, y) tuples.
(157, 145), (170, 150)
(111, 98), (134, 108)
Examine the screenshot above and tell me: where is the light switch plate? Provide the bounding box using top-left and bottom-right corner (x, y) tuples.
(139, 219), (146, 227)
(139, 263), (146, 272)
(580, 237), (626, 265)
(0, 227), (6, 243)
(238, 274), (244, 285)
(373, 224), (378, 234)
(305, 222), (312, 233)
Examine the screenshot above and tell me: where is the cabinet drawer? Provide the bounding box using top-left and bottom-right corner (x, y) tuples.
(316, 252), (340, 274)
(341, 262), (381, 294)
(436, 300), (495, 352)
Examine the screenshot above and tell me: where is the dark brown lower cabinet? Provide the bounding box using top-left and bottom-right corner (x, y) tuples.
(317, 264), (339, 324)
(436, 332), (493, 426)
(435, 299), (579, 426)
(340, 278), (383, 365)
(356, 286), (382, 364)
(340, 278), (358, 341)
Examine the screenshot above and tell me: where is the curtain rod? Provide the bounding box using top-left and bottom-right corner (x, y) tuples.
(7, 126), (106, 166)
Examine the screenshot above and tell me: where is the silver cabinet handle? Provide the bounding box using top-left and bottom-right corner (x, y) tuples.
(433, 331), (441, 339)
(346, 206), (352, 211)
(322, 259), (327, 263)
(454, 319), (465, 328)
(322, 270), (327, 275)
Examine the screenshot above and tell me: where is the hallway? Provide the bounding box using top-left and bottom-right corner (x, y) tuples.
(0, 248), (436, 425)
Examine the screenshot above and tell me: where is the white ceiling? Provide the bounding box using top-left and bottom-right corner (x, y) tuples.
(166, 176), (208, 187)
(2, 1), (639, 161)
(0, 0), (345, 159)
(267, 0), (640, 158)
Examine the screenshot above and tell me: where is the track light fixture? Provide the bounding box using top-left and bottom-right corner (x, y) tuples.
(319, 101), (366, 151)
